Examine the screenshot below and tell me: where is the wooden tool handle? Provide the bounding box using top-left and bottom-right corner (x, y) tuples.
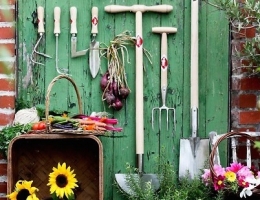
(161, 33), (168, 88)
(70, 7), (77, 34)
(91, 7), (98, 35)
(37, 6), (44, 33)
(105, 4), (173, 13)
(135, 11), (144, 155)
(54, 7), (61, 35)
(190, 0), (199, 108)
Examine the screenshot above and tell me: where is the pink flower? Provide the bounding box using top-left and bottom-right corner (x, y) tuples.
(214, 164), (225, 176)
(202, 169), (211, 185)
(226, 162), (244, 173)
(237, 166), (254, 180)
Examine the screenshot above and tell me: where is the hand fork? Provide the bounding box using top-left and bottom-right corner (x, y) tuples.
(151, 27), (177, 130)
(30, 6), (51, 66)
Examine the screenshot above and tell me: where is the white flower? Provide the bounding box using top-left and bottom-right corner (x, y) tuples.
(240, 177), (260, 198)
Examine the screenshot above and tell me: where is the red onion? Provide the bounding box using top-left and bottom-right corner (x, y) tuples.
(119, 87), (130, 99)
(112, 98), (123, 111)
(100, 72), (110, 91)
(104, 92), (115, 105)
(112, 79), (119, 96)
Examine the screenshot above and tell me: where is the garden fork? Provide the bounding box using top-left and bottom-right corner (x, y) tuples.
(152, 27), (177, 130)
(30, 6), (51, 66)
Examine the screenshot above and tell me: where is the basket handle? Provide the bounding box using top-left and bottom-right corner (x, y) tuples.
(45, 75), (83, 121)
(209, 131), (255, 180)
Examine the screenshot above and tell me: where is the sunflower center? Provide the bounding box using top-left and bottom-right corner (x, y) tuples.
(56, 174), (68, 188)
(17, 189), (30, 200)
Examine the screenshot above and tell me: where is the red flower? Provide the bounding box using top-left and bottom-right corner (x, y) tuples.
(238, 178), (249, 188)
(214, 175), (225, 191)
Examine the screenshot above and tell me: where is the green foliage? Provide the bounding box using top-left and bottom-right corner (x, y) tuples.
(0, 123), (32, 157)
(203, 0), (260, 75)
(115, 148), (213, 200)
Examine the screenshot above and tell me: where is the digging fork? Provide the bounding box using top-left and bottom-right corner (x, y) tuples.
(152, 27), (177, 131)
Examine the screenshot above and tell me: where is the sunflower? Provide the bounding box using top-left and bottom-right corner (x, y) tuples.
(47, 162), (78, 199)
(7, 180), (39, 200)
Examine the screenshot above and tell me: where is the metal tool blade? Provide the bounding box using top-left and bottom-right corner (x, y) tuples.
(89, 41), (100, 78)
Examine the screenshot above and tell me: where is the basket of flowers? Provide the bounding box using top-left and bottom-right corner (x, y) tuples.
(44, 74), (122, 135)
(202, 132), (260, 199)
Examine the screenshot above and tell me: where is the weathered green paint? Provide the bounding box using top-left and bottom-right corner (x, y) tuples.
(16, 0), (229, 199)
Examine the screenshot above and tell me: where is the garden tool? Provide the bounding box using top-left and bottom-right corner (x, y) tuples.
(151, 27), (177, 131)
(70, 7), (88, 58)
(30, 6), (51, 66)
(89, 7), (100, 78)
(54, 7), (69, 75)
(179, 0), (209, 179)
(105, 4), (173, 195)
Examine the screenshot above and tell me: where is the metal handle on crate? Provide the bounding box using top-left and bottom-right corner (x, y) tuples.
(45, 75), (83, 123)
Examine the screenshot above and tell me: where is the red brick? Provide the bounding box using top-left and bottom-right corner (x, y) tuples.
(238, 94), (256, 108)
(0, 113), (14, 125)
(240, 77), (260, 90)
(0, 96), (14, 109)
(233, 26), (256, 39)
(0, 9), (15, 22)
(0, 164), (7, 176)
(239, 111), (260, 124)
(0, 79), (15, 91)
(0, 182), (7, 193)
(0, 43), (15, 57)
(0, 27), (15, 39)
(0, 62), (14, 74)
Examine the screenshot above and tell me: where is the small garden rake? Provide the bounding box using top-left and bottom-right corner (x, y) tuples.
(152, 27), (177, 131)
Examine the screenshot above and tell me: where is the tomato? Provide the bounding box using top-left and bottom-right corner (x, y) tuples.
(32, 122), (46, 130)
(32, 123), (40, 130)
(38, 122), (46, 130)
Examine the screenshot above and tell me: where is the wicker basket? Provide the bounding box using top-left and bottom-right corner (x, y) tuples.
(7, 134), (103, 200)
(209, 131), (255, 180)
(209, 131), (260, 199)
(45, 74), (104, 135)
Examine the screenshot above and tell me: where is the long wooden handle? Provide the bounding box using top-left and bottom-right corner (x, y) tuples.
(54, 7), (61, 35)
(191, 0), (199, 138)
(161, 33), (168, 94)
(91, 7), (98, 35)
(105, 4), (173, 13)
(70, 7), (77, 34)
(190, 0), (199, 109)
(37, 6), (44, 33)
(135, 11), (143, 155)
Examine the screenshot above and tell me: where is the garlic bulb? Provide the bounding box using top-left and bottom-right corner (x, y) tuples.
(13, 107), (40, 125)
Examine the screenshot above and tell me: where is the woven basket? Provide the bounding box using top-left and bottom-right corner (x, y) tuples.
(209, 131), (260, 199)
(209, 131), (255, 180)
(7, 134), (103, 200)
(45, 74), (104, 135)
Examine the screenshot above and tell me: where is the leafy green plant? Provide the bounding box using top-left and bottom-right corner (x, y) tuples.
(203, 0), (260, 75)
(0, 123), (32, 157)
(115, 148), (213, 200)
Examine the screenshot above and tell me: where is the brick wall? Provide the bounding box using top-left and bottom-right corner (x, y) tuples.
(230, 19), (260, 165)
(0, 0), (16, 199)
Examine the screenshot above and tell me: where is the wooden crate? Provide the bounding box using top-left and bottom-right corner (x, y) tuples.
(7, 134), (103, 200)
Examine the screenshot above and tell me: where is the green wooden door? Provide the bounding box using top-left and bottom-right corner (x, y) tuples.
(16, 0), (229, 199)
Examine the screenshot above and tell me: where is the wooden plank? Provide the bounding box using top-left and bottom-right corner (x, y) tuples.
(200, 0), (229, 166)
